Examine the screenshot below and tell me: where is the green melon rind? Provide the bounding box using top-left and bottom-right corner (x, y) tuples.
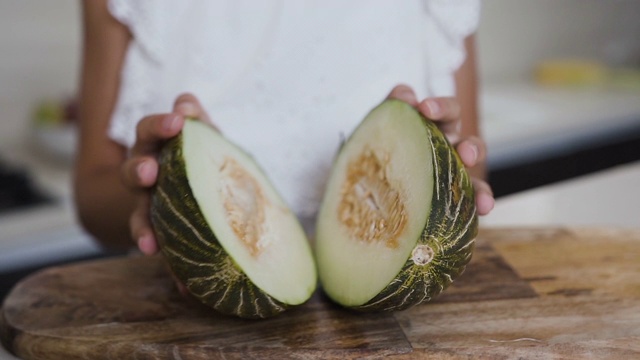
(350, 100), (478, 312)
(150, 133), (288, 319)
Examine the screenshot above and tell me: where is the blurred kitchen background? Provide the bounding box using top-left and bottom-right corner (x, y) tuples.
(1, 0), (639, 301)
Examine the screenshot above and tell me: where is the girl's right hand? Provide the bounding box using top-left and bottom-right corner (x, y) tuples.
(120, 93), (213, 254)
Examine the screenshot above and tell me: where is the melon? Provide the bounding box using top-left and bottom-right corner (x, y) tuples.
(151, 120), (317, 319)
(315, 99), (478, 312)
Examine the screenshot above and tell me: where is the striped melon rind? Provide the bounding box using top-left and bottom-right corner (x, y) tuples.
(317, 99), (478, 312)
(151, 129), (290, 319)
(354, 111), (478, 312)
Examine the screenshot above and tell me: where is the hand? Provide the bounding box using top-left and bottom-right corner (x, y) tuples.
(120, 93), (213, 255)
(387, 85), (494, 216)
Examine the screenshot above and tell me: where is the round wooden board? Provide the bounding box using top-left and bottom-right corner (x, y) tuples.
(2, 227), (640, 359)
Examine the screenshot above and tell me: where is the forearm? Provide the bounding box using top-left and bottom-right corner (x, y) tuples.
(75, 165), (135, 250)
(75, 0), (133, 249)
(455, 34), (485, 180)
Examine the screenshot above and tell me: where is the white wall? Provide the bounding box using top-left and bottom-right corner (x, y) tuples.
(1, 1), (639, 148)
(478, 0), (640, 83)
(0, 1), (80, 148)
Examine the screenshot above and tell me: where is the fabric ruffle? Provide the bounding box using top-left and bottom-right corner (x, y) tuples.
(423, 0), (481, 96)
(107, 0), (172, 146)
(105, 0), (482, 218)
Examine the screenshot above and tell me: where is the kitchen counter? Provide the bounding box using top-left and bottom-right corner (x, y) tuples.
(0, 147), (102, 274)
(483, 160), (640, 229)
(482, 83), (640, 169)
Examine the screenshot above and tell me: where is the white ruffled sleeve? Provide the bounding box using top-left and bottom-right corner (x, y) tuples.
(108, 0), (167, 62)
(107, 0), (170, 147)
(423, 0), (481, 96)
(105, 0), (481, 147)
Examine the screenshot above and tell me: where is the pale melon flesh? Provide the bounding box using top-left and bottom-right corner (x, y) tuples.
(152, 120), (317, 318)
(315, 100), (477, 311)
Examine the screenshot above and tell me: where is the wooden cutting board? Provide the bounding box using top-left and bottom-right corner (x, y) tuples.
(2, 227), (639, 359)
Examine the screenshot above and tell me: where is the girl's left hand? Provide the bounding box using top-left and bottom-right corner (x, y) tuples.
(387, 85), (494, 216)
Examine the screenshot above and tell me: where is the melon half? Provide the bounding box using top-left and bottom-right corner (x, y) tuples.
(315, 99), (478, 311)
(151, 120), (317, 319)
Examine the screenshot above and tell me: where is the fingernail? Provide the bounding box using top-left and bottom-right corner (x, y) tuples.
(426, 100), (440, 117)
(478, 193), (495, 215)
(177, 282), (190, 297)
(176, 101), (198, 117)
(398, 88), (412, 96)
(469, 143), (479, 163)
(396, 88), (415, 102)
(137, 161), (151, 179)
(138, 234), (157, 255)
(163, 114), (181, 131)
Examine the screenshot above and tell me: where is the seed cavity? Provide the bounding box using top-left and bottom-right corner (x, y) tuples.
(220, 157), (268, 257)
(411, 244), (435, 266)
(338, 146), (407, 248)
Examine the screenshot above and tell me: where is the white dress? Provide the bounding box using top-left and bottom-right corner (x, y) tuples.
(107, 0), (480, 224)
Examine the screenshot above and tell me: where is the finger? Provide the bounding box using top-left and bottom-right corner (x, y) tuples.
(130, 196), (159, 255)
(173, 93), (213, 125)
(121, 156), (158, 190)
(131, 113), (184, 156)
(417, 97), (461, 135)
(455, 136), (486, 168)
(417, 97), (461, 121)
(162, 260), (191, 298)
(386, 84), (419, 106)
(472, 178), (495, 216)
(137, 232), (158, 255)
(169, 270), (190, 297)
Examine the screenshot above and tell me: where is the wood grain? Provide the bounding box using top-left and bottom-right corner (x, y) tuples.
(1, 256), (412, 359)
(2, 227), (639, 359)
(395, 227), (640, 359)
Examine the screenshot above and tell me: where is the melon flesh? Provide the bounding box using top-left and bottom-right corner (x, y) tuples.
(181, 121), (316, 304)
(152, 120), (316, 318)
(316, 101), (433, 306)
(315, 100), (477, 311)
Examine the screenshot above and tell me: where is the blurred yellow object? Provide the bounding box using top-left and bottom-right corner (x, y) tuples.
(34, 101), (65, 126)
(535, 60), (608, 87)
(609, 68), (640, 90)
(30, 98), (78, 164)
(32, 97), (77, 127)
